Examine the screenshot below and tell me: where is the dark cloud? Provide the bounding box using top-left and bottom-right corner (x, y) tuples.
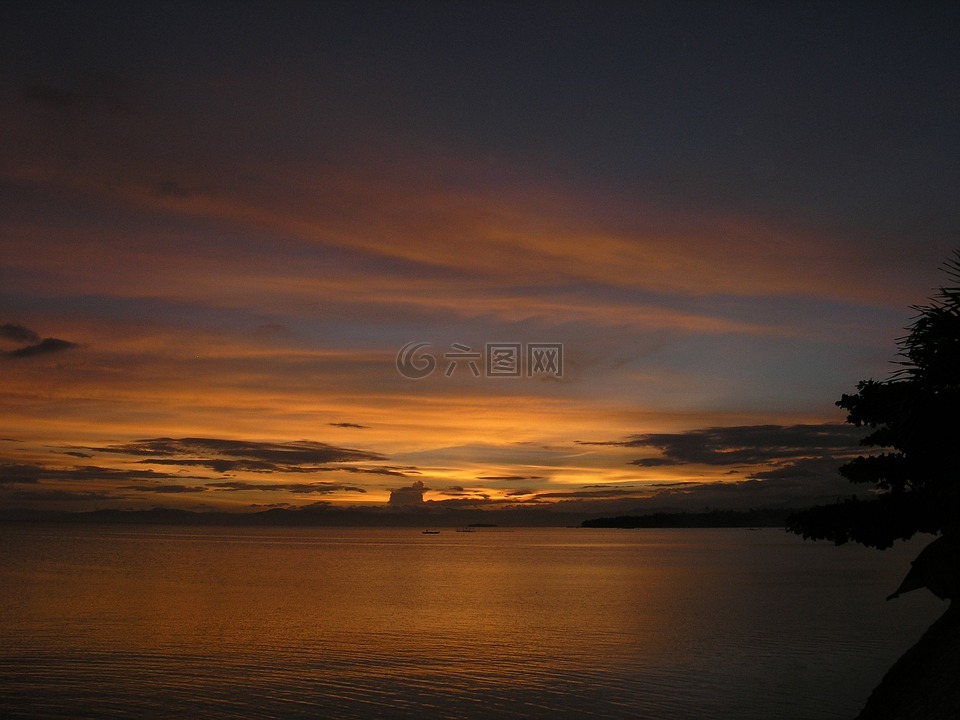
(140, 458), (412, 476)
(98, 437), (385, 473)
(0, 464), (42, 484)
(434, 485), (502, 499)
(78, 465), (205, 481)
(207, 481), (366, 494)
(629, 457), (678, 468)
(8, 337), (78, 358)
(556, 457), (859, 516)
(563, 424), (868, 512)
(0, 438), (389, 509)
(122, 484), (207, 494)
(436, 489), (474, 497)
(747, 456), (854, 484)
(4, 489), (124, 503)
(588, 423), (866, 467)
(329, 422), (370, 429)
(0, 323), (40, 344)
(504, 489), (533, 497)
(0, 462), (201, 484)
(632, 470), (854, 511)
(139, 458), (277, 473)
(476, 475), (544, 481)
(330, 465), (414, 477)
(0, 324), (77, 359)
(426, 496), (518, 510)
(531, 488), (648, 501)
(388, 480), (427, 507)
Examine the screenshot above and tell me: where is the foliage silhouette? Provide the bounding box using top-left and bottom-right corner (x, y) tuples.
(788, 250), (960, 550)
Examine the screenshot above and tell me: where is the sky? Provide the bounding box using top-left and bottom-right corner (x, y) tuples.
(1, 1), (958, 521)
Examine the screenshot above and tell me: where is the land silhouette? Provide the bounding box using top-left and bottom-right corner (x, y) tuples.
(788, 250), (960, 718)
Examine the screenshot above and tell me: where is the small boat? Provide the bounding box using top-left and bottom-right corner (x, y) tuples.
(422, 529), (440, 534)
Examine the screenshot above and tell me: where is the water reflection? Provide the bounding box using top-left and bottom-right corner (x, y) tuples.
(0, 526), (945, 719)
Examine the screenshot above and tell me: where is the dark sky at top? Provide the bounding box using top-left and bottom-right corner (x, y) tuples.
(1, 1), (958, 515)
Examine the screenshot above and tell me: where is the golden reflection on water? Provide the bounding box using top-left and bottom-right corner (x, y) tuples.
(0, 526), (946, 719)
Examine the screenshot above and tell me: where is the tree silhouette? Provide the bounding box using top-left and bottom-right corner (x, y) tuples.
(788, 250), (960, 551)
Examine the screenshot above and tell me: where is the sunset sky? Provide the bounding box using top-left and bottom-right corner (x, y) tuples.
(1, 1), (958, 519)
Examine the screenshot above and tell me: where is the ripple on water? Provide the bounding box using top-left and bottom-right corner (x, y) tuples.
(0, 526), (945, 719)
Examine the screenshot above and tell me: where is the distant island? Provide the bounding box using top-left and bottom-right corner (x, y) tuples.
(0, 507), (567, 528)
(581, 508), (793, 529)
(0, 507), (796, 529)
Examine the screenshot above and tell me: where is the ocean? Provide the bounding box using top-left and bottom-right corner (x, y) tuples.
(0, 525), (944, 719)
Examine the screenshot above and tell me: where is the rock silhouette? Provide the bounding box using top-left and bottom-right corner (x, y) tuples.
(887, 535), (960, 601)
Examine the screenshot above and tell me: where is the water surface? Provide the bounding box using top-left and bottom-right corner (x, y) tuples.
(0, 526), (944, 719)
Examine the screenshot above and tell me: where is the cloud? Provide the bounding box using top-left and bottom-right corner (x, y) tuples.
(549, 456), (861, 516)
(329, 422), (370, 429)
(0, 437), (388, 510)
(0, 464), (41, 484)
(139, 459), (413, 476)
(207, 481), (366, 494)
(504, 489), (533, 497)
(388, 480), (427, 507)
(628, 457), (677, 467)
(476, 475), (544, 481)
(8, 337), (79, 358)
(555, 424), (872, 513)
(586, 423), (866, 467)
(5, 490), (122, 503)
(0, 462), (202, 484)
(746, 456), (855, 485)
(97, 437), (385, 473)
(0, 324), (78, 359)
(121, 484), (207, 494)
(138, 458), (277, 473)
(329, 465), (415, 477)
(628, 470), (855, 512)
(0, 324), (41, 344)
(530, 488), (648, 501)
(425, 496), (519, 510)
